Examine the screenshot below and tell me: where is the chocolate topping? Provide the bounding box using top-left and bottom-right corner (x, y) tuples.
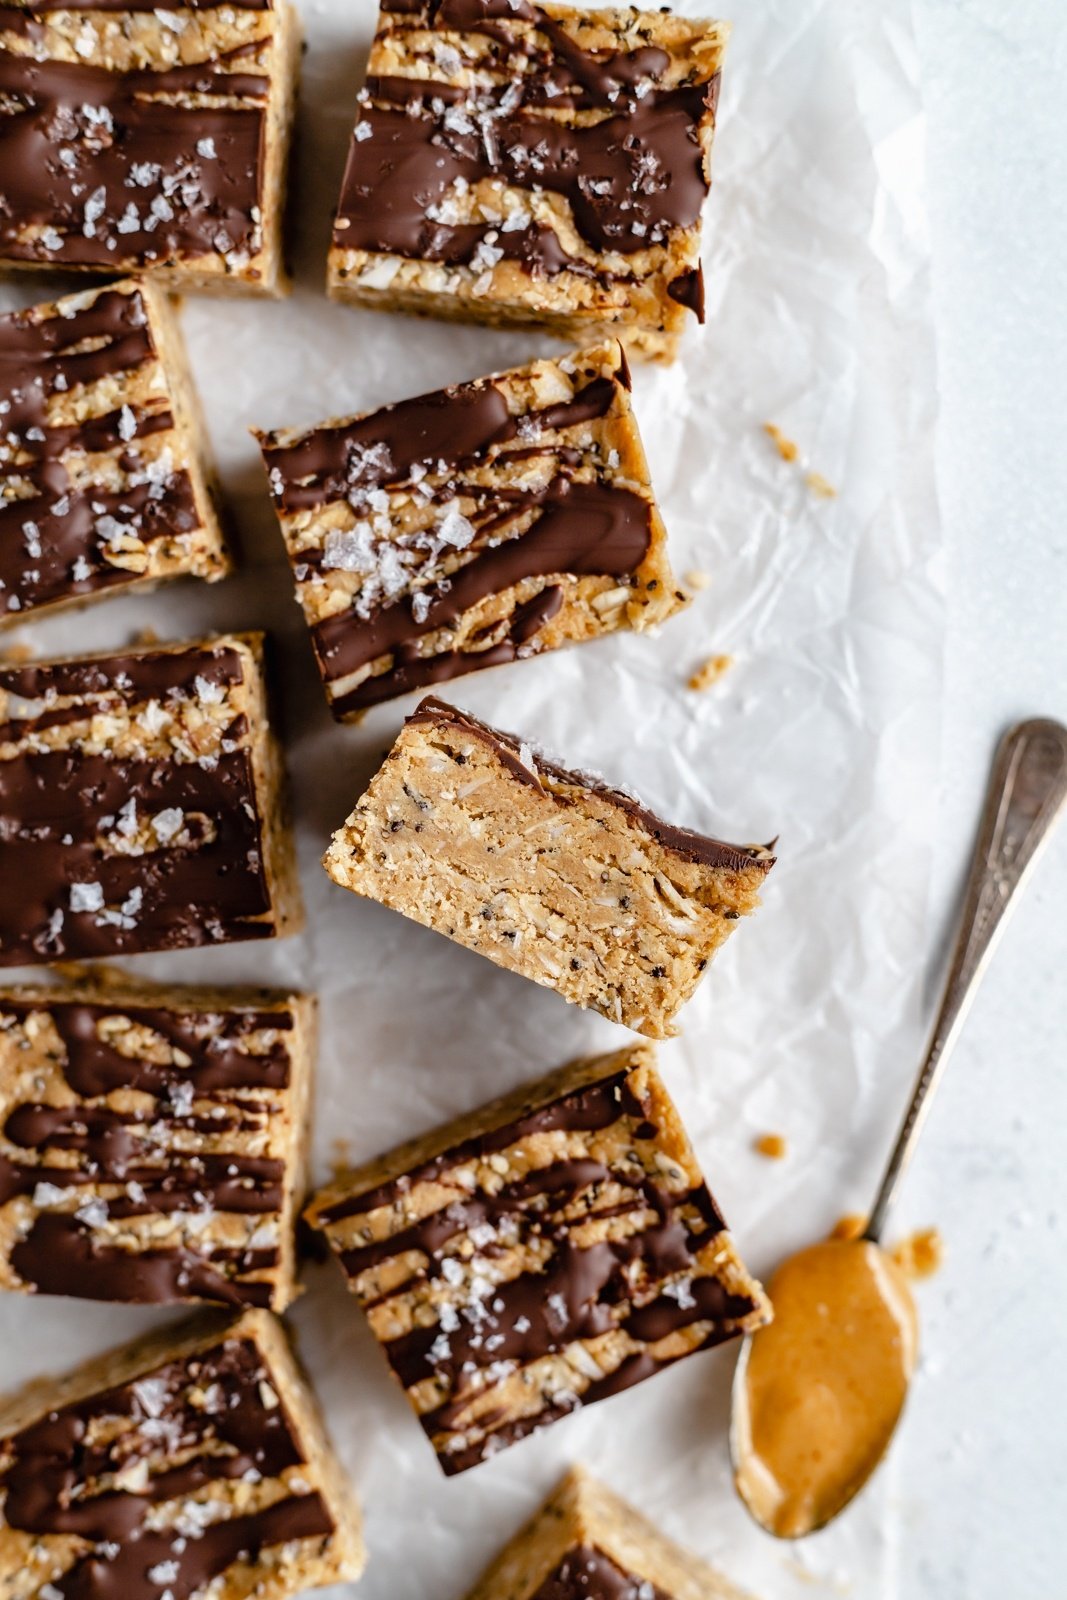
(530, 1546), (671, 1600)
(0, 996), (294, 1303)
(0, 287), (201, 616)
(0, 3), (273, 275)
(261, 358), (653, 712)
(0, 1335), (336, 1598)
(319, 1066), (755, 1471)
(0, 644), (276, 964)
(335, 0), (717, 314)
(407, 697), (777, 874)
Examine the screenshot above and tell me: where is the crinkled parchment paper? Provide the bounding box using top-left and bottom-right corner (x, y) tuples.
(0, 0), (940, 1595)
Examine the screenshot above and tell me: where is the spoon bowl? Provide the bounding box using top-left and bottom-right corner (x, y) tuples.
(730, 1236), (917, 1538)
(728, 718), (1067, 1540)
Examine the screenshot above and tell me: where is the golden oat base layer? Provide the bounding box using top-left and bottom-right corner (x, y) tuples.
(257, 341), (684, 717)
(0, 1309), (366, 1600)
(0, 633), (303, 965)
(322, 697), (774, 1038)
(0, 0), (300, 295)
(306, 1046), (770, 1474)
(0, 278), (229, 623)
(330, 1), (729, 361)
(0, 969), (315, 1309)
(465, 1466), (753, 1600)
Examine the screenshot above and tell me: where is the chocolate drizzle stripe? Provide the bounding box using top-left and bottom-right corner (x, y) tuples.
(0, 1336), (337, 1600)
(328, 585), (564, 714)
(313, 478), (650, 684)
(320, 1070), (639, 1224)
(406, 697), (777, 873)
(529, 1546), (671, 1600)
(0, 642), (244, 702)
(0, 1000), (293, 1095)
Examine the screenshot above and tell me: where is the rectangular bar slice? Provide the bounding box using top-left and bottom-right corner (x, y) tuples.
(465, 1466), (751, 1600)
(256, 341), (684, 717)
(1, 278), (229, 624)
(0, 0), (300, 295)
(306, 1046), (769, 1475)
(0, 633), (302, 965)
(329, 1), (729, 361)
(0, 970), (315, 1308)
(0, 1308), (366, 1599)
(322, 696), (774, 1038)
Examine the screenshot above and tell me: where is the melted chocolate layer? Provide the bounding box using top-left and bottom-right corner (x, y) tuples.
(318, 1065), (755, 1472)
(0, 1334), (336, 1600)
(530, 1546), (671, 1600)
(0, 3), (273, 275)
(335, 0), (718, 314)
(0, 287), (201, 616)
(0, 644), (276, 964)
(408, 697), (776, 874)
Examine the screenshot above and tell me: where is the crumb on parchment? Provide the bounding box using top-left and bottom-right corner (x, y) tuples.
(754, 1133), (788, 1160)
(891, 1227), (944, 1280)
(688, 654), (734, 693)
(764, 422), (800, 462)
(764, 423), (838, 498)
(683, 568), (712, 592)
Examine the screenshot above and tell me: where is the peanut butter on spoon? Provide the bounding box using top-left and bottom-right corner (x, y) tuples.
(732, 1237), (917, 1538)
(731, 718), (1067, 1539)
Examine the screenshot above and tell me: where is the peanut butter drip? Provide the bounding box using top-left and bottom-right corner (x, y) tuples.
(733, 1238), (917, 1538)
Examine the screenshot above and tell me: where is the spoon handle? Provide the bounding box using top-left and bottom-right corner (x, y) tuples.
(864, 718), (1067, 1243)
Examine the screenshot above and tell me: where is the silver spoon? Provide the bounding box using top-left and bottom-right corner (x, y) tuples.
(731, 716), (1067, 1539)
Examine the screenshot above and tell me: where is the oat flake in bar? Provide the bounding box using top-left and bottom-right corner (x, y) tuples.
(256, 340), (684, 717)
(464, 1466), (753, 1600)
(0, 633), (303, 965)
(0, 971), (315, 1308)
(0, 1309), (366, 1599)
(323, 696), (774, 1038)
(0, 0), (300, 294)
(306, 1045), (770, 1475)
(0, 278), (229, 623)
(330, 0), (729, 361)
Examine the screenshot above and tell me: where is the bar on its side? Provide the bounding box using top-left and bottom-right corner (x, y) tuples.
(306, 1045), (770, 1475)
(322, 696), (773, 1038)
(0, 1308), (365, 1598)
(0, 969), (315, 1309)
(256, 341), (684, 717)
(464, 1466), (753, 1600)
(0, 633), (303, 965)
(329, 1), (729, 361)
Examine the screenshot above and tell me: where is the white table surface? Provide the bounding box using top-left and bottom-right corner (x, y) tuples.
(890, 3), (1065, 1594)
